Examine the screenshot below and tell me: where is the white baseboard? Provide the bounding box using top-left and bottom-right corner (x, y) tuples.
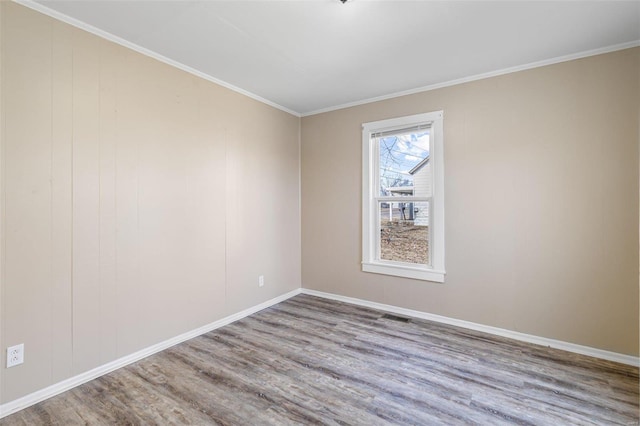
(2, 286), (636, 419)
(301, 288), (640, 367)
(0, 288), (303, 419)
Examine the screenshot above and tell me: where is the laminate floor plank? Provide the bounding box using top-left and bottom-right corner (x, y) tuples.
(1, 294), (637, 425)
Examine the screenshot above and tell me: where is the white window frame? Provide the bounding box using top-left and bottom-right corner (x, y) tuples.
(362, 111), (445, 282)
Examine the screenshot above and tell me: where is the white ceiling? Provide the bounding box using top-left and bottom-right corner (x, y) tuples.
(24, 0), (640, 116)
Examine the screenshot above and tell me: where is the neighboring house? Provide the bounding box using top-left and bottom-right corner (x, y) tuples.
(384, 155), (431, 224)
(387, 186), (414, 196)
(386, 186), (414, 220)
(409, 156), (431, 226)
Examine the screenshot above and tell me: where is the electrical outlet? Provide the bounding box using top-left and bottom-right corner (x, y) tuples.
(258, 275), (264, 287)
(7, 344), (24, 368)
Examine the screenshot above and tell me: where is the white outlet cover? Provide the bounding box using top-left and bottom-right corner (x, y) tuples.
(7, 343), (24, 368)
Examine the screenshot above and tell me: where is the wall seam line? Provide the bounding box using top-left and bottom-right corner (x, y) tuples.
(49, 16), (54, 386)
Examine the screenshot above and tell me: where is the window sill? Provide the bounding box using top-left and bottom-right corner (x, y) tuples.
(362, 261), (445, 283)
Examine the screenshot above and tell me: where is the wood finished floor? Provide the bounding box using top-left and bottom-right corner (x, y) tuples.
(1, 294), (638, 425)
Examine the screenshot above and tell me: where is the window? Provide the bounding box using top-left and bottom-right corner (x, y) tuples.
(362, 111), (445, 282)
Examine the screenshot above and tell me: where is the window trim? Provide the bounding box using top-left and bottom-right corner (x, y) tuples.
(361, 111), (445, 282)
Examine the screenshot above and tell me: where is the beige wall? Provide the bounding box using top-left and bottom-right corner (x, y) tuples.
(302, 48), (640, 356)
(0, 2), (300, 403)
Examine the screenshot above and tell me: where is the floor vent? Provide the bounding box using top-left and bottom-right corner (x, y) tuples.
(380, 313), (411, 323)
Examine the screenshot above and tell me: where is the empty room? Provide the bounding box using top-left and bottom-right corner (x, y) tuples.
(0, 0), (638, 424)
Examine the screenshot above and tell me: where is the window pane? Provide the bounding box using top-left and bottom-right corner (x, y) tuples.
(378, 132), (430, 197)
(379, 201), (430, 265)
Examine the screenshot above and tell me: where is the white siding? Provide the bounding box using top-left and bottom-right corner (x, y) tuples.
(413, 161), (431, 226)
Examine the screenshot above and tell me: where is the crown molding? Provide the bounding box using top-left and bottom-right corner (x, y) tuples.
(301, 40), (640, 117)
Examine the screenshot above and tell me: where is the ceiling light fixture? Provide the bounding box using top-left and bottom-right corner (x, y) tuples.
(340, 0), (348, 3)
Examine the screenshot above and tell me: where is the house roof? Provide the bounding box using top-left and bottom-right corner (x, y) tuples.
(409, 156), (430, 175)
